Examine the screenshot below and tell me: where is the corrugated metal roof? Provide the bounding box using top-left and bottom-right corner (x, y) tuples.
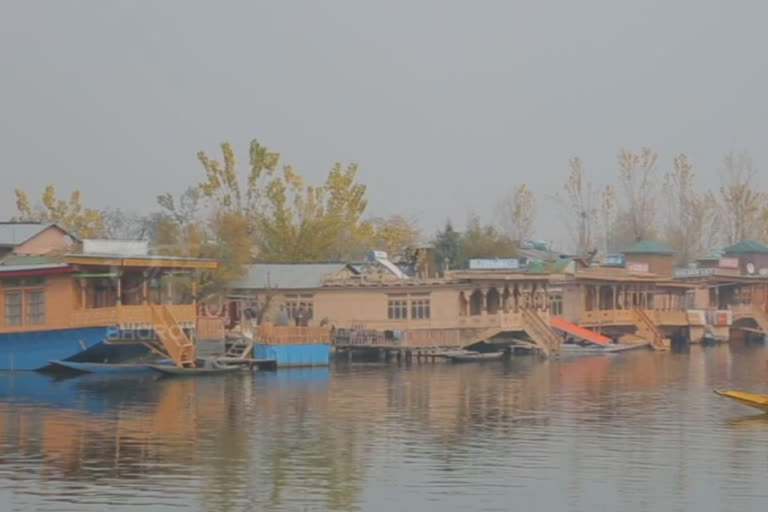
(233, 263), (350, 289)
(0, 263), (69, 273)
(0, 223), (52, 246)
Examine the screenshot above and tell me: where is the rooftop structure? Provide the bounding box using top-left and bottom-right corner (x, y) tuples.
(0, 222), (79, 259)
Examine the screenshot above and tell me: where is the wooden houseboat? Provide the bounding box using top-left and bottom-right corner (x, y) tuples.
(228, 257), (562, 360)
(0, 240), (218, 370)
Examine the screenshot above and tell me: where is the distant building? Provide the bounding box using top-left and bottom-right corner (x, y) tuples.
(621, 240), (675, 277)
(721, 240), (768, 276)
(0, 222), (79, 259)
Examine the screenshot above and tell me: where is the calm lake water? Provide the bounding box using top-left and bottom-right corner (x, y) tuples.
(0, 344), (768, 511)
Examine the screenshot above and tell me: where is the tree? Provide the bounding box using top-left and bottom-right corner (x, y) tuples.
(356, 215), (420, 257)
(497, 184), (536, 242)
(432, 220), (463, 273)
(663, 154), (721, 264)
(102, 208), (150, 240)
(617, 147), (658, 241)
(196, 139), (371, 263)
(12, 186), (105, 238)
(460, 214), (517, 263)
(555, 157), (600, 254)
(599, 184), (616, 253)
(719, 150), (764, 244)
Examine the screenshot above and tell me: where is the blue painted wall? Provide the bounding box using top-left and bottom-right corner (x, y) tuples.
(253, 343), (330, 368)
(0, 327), (111, 371)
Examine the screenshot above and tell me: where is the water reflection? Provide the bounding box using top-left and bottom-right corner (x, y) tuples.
(0, 346), (767, 511)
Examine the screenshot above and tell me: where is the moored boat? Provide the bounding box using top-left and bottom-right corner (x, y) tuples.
(48, 359), (173, 374)
(149, 359), (240, 376)
(446, 351), (504, 363)
(559, 342), (647, 355)
(714, 389), (768, 412)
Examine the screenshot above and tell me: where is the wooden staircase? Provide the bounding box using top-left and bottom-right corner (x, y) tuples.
(149, 304), (197, 367)
(632, 308), (667, 351)
(521, 308), (561, 356)
(224, 337), (254, 359)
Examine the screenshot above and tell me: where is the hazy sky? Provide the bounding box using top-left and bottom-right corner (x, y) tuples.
(1, 1), (767, 248)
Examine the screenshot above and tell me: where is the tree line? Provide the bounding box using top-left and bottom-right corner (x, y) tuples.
(12, 140), (420, 294)
(430, 148), (764, 270)
(11, 142), (765, 289)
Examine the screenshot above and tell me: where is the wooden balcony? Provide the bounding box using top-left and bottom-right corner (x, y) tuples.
(577, 309), (691, 327)
(69, 304), (197, 329)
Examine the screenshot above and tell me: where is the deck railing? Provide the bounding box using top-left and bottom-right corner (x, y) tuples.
(69, 304), (197, 329)
(257, 325), (332, 345)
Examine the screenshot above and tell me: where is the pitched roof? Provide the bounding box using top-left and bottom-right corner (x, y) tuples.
(0, 222), (76, 247)
(232, 263), (352, 290)
(622, 239), (674, 255)
(723, 240), (768, 254)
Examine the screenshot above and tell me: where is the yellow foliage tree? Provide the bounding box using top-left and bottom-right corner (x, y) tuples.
(357, 215), (420, 256)
(196, 139), (371, 263)
(12, 186), (105, 238)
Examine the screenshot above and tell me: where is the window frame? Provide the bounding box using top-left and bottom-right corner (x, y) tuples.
(4, 291), (23, 327)
(25, 289), (46, 325)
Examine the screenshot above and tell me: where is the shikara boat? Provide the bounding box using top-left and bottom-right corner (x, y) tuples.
(149, 359), (240, 376)
(446, 351), (504, 363)
(714, 389), (768, 412)
(49, 359), (175, 374)
(559, 343), (646, 355)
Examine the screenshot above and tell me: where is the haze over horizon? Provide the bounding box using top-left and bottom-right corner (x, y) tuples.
(2, 1), (767, 250)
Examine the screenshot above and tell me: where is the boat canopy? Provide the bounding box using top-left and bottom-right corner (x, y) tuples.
(550, 316), (611, 345)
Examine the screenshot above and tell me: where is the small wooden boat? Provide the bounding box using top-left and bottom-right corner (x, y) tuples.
(559, 343), (646, 355)
(714, 389), (768, 412)
(446, 351), (504, 363)
(49, 359), (173, 374)
(149, 359), (240, 376)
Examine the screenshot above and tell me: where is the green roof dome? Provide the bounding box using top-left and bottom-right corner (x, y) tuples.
(622, 239), (674, 255)
(723, 240), (768, 254)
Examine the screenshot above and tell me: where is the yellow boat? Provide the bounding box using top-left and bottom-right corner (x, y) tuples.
(714, 389), (768, 412)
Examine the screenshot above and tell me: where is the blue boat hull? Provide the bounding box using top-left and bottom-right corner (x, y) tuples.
(0, 327), (150, 371)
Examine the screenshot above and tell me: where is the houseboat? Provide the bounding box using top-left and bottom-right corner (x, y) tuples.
(227, 252), (563, 361)
(0, 240), (218, 371)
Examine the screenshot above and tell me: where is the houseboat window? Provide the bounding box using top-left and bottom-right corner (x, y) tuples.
(4, 292), (22, 326)
(388, 299), (408, 319)
(411, 298), (431, 319)
(26, 291), (45, 325)
(550, 295), (563, 316)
